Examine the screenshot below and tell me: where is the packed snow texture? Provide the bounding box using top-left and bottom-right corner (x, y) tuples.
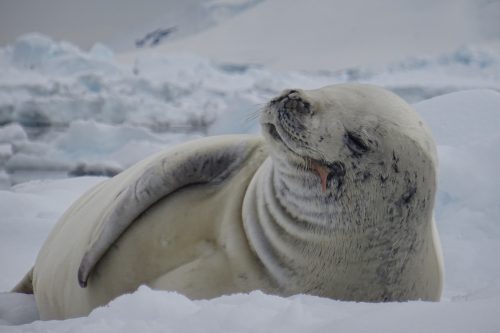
(0, 34), (499, 187)
(1, 89), (500, 331)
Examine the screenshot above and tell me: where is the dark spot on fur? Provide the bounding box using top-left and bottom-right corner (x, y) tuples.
(201, 159), (210, 171)
(355, 170), (371, 182)
(392, 151), (400, 173)
(401, 187), (417, 204)
(325, 161), (346, 195)
(400, 187), (417, 205)
(328, 161), (346, 176)
(278, 108), (307, 133)
(362, 171), (371, 181)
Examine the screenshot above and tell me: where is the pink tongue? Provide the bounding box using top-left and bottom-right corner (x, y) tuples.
(310, 160), (330, 193)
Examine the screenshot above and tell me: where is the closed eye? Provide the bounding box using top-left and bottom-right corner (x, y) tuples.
(344, 130), (370, 156)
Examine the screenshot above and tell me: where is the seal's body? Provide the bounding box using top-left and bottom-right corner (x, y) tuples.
(14, 84), (443, 320)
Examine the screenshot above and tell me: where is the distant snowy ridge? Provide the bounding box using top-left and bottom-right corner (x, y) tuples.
(109, 0), (265, 51)
(128, 0), (500, 71)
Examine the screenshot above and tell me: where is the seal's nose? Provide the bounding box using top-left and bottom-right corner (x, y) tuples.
(279, 90), (310, 115)
(270, 89), (300, 105)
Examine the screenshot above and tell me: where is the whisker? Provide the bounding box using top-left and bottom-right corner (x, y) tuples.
(244, 103), (267, 124)
(245, 109), (262, 123)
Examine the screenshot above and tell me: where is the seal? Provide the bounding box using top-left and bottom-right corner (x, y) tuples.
(13, 83), (443, 320)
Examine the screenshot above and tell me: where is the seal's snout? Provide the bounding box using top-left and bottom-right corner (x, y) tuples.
(270, 89), (311, 115)
(281, 91), (311, 115)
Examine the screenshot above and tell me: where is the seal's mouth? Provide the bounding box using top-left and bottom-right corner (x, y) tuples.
(263, 122), (333, 193)
(264, 123), (282, 142)
(263, 122), (299, 157)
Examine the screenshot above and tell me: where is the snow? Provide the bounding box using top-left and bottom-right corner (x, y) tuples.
(118, 0), (500, 71)
(1, 1), (500, 330)
(2, 287), (499, 332)
(0, 0), (264, 52)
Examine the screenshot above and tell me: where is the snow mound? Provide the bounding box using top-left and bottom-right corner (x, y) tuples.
(416, 89), (500, 146)
(0, 293), (38, 326)
(9, 33), (116, 75)
(415, 90), (500, 301)
(2, 287), (497, 331)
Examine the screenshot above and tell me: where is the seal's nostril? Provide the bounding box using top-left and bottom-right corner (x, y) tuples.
(278, 95), (311, 115)
(296, 101), (308, 114)
(285, 99), (297, 109)
(288, 92), (301, 100)
(271, 89), (311, 115)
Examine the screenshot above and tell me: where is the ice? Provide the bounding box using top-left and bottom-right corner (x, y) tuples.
(0, 170), (10, 188)
(8, 33), (119, 76)
(0, 144), (13, 164)
(0, 123), (27, 143)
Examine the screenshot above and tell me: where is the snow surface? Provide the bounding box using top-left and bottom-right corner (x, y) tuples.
(1, 90), (500, 331)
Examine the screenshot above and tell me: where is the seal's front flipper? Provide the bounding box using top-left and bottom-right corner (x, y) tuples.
(78, 135), (264, 288)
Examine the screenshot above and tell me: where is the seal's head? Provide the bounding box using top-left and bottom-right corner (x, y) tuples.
(261, 84), (436, 222)
(247, 83), (442, 301)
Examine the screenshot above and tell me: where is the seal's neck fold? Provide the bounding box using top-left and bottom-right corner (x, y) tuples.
(242, 158), (343, 289)
(269, 155), (343, 227)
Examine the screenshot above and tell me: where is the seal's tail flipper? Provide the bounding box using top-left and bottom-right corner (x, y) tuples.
(11, 267), (34, 294)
